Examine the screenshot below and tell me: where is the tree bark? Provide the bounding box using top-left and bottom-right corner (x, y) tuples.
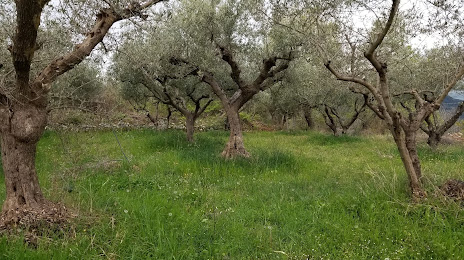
(224, 116), (230, 131)
(222, 107), (250, 158)
(0, 103), (62, 224)
(404, 131), (422, 181)
(281, 114), (287, 128)
(427, 132), (441, 149)
(321, 106), (341, 136)
(185, 114), (195, 143)
(391, 128), (425, 199)
(1, 134), (45, 213)
(303, 108), (314, 130)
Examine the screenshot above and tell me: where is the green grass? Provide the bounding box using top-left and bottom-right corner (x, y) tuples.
(1, 129), (464, 259)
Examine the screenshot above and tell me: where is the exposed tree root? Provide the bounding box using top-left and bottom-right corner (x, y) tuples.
(221, 135), (251, 159)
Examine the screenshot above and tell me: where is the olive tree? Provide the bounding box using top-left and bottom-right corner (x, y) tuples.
(0, 0), (166, 226)
(325, 0), (464, 199)
(163, 0), (301, 158)
(114, 43), (213, 142)
(416, 47), (464, 148)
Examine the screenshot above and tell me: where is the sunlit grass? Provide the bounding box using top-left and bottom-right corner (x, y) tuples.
(0, 129), (463, 259)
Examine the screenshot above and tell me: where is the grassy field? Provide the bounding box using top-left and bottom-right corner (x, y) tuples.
(0, 130), (464, 259)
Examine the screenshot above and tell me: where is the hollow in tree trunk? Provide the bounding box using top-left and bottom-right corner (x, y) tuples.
(222, 107), (250, 158)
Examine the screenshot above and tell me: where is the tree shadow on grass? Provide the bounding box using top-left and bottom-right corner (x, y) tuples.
(181, 143), (300, 175)
(145, 130), (226, 152)
(144, 130), (301, 174)
(306, 133), (362, 146)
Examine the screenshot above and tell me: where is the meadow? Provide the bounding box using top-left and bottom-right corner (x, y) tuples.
(0, 130), (463, 259)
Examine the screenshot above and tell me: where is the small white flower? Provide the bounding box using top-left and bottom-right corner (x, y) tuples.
(124, 209), (128, 214)
(168, 212), (173, 217)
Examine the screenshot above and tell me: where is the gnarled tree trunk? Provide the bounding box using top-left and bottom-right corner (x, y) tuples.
(222, 107), (250, 158)
(147, 112), (158, 126)
(2, 135), (45, 212)
(1, 0), (165, 227)
(0, 103), (62, 224)
(185, 114), (196, 143)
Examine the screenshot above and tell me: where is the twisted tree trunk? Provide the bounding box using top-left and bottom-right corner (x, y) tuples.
(222, 106), (249, 158)
(2, 135), (44, 212)
(0, 103), (62, 224)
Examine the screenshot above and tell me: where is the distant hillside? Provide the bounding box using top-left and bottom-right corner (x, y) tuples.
(441, 95), (464, 119)
(449, 90), (464, 100)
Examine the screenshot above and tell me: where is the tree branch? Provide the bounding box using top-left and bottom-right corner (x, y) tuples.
(364, 0), (400, 75)
(437, 100), (464, 135)
(325, 61), (380, 100)
(216, 44), (245, 88)
(200, 71), (229, 108)
(197, 98), (213, 116)
(252, 53), (293, 88)
(435, 65), (464, 105)
(33, 0), (166, 92)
